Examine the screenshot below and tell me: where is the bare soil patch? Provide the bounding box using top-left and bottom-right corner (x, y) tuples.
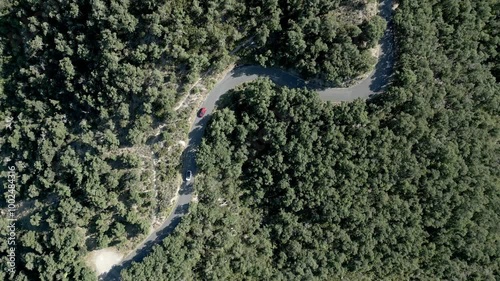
(86, 247), (123, 275)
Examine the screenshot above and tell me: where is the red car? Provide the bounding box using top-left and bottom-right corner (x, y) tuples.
(198, 107), (207, 117)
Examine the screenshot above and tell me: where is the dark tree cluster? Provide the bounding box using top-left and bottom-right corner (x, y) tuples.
(121, 0), (499, 280)
(252, 0), (386, 84)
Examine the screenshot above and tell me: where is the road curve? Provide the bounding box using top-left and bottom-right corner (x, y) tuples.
(102, 0), (394, 280)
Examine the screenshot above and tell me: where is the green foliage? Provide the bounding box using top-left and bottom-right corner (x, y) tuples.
(0, 0), (497, 279)
(121, 0), (499, 279)
(248, 0), (384, 84)
(0, 0), (287, 278)
(360, 15), (386, 48)
(0, 3), (382, 279)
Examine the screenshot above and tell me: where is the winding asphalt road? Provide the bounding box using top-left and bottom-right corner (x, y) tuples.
(102, 0), (394, 280)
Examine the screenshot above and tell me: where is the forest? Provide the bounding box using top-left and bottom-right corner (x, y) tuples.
(121, 0), (499, 280)
(0, 0), (384, 280)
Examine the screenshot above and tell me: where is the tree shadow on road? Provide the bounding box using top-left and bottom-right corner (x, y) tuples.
(230, 65), (307, 89)
(368, 21), (395, 94)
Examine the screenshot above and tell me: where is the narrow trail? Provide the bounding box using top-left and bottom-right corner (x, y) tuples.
(102, 0), (395, 279)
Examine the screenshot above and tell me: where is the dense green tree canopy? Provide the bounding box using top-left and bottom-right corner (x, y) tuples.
(0, 0), (498, 280)
(251, 0), (383, 84)
(121, 0), (499, 280)
(0, 0), (387, 280)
